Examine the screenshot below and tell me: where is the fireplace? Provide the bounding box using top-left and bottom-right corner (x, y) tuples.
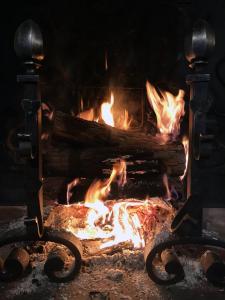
(1, 1), (225, 299)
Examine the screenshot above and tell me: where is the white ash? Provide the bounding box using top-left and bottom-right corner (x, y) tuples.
(84, 249), (145, 270)
(0, 217), (24, 235)
(4, 260), (46, 299)
(176, 257), (205, 289)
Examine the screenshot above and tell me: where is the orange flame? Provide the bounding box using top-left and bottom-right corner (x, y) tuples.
(180, 136), (189, 181)
(73, 160), (145, 248)
(77, 108), (95, 121)
(146, 81), (185, 142)
(117, 109), (133, 130)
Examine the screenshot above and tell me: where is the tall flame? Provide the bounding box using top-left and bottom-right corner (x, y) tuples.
(180, 136), (189, 181)
(119, 109), (132, 130)
(146, 81), (185, 142)
(101, 92), (115, 127)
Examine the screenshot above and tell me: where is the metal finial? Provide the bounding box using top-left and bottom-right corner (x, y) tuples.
(185, 19), (215, 64)
(14, 19), (44, 62)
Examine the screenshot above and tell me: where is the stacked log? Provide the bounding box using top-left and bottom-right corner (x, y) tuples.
(42, 111), (185, 202)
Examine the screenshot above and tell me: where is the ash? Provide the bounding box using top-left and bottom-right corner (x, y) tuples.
(1, 211), (225, 299)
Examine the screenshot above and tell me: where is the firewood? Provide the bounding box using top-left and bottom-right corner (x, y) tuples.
(43, 144), (165, 178)
(46, 111), (185, 176)
(43, 176), (166, 203)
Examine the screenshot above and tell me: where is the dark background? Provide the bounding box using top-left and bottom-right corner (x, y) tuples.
(1, 0), (225, 128)
(0, 0), (225, 206)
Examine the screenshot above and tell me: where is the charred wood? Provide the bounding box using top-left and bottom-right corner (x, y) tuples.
(43, 177), (166, 203)
(46, 111), (185, 176)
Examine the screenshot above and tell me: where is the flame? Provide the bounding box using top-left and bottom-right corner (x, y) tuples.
(101, 92), (115, 127)
(162, 174), (171, 200)
(78, 108), (95, 121)
(77, 92), (132, 130)
(73, 160), (145, 248)
(146, 81), (185, 142)
(100, 95), (132, 130)
(180, 136), (189, 181)
(67, 178), (80, 205)
(118, 109), (133, 130)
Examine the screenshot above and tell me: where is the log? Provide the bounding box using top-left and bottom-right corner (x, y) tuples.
(44, 144), (164, 178)
(47, 111), (185, 176)
(43, 176), (166, 203)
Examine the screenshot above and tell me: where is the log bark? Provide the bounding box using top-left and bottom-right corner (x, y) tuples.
(45, 111), (185, 176)
(44, 144), (164, 178)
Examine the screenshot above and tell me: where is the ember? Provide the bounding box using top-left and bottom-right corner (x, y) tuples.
(58, 160), (173, 252)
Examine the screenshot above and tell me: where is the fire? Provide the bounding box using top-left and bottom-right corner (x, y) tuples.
(146, 81), (185, 142)
(162, 174), (171, 200)
(77, 108), (95, 121)
(180, 136), (189, 181)
(101, 92), (115, 127)
(77, 92), (132, 130)
(67, 178), (80, 205)
(72, 160), (145, 249)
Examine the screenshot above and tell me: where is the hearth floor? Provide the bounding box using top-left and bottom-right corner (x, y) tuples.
(0, 206), (225, 300)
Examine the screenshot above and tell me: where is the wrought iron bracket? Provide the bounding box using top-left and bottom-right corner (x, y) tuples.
(0, 227), (82, 282)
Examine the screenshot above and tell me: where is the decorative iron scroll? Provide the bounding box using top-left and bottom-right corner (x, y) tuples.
(0, 227), (82, 283)
(145, 235), (225, 286)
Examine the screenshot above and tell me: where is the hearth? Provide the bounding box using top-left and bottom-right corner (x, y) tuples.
(1, 6), (225, 294)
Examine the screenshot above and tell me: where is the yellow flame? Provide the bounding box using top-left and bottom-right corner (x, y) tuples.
(73, 160), (145, 248)
(146, 81), (185, 142)
(180, 136), (189, 181)
(101, 92), (115, 127)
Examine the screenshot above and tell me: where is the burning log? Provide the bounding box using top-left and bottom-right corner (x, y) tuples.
(200, 250), (225, 286)
(45, 111), (185, 177)
(43, 176), (166, 203)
